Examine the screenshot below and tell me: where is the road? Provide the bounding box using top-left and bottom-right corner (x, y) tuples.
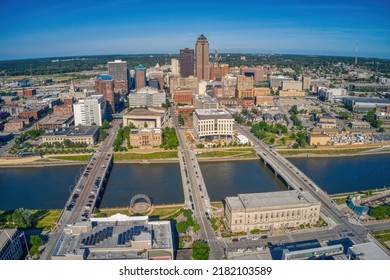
(41, 120), (121, 260)
(170, 107), (224, 260)
(236, 124), (369, 245)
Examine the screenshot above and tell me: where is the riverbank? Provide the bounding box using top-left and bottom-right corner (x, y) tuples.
(278, 146), (390, 158)
(1, 145), (390, 168)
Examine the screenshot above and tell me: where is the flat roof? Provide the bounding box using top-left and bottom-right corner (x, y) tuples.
(344, 97), (390, 104)
(195, 108), (232, 120)
(227, 190), (319, 210)
(53, 215), (172, 260)
(38, 115), (73, 126)
(124, 108), (162, 117)
(0, 229), (17, 250)
(349, 242), (390, 260)
(68, 126), (99, 136)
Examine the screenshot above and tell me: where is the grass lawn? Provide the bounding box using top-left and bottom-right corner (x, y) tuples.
(0, 209), (61, 231)
(278, 147), (375, 157)
(196, 148), (256, 158)
(48, 155), (92, 162)
(372, 230), (390, 250)
(114, 151), (178, 161)
(35, 210), (62, 230)
(96, 205), (183, 219)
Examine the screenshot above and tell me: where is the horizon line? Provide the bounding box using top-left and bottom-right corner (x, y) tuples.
(1, 51), (389, 63)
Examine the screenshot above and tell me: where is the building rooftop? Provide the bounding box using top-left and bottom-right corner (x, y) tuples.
(344, 97), (390, 104)
(226, 190), (319, 211)
(37, 114), (73, 126)
(96, 74), (112, 81)
(135, 64), (145, 69)
(130, 128), (162, 134)
(124, 108), (162, 117)
(195, 108), (232, 119)
(52, 215), (173, 260)
(349, 242), (390, 260)
(44, 126), (99, 137)
(0, 229), (17, 251)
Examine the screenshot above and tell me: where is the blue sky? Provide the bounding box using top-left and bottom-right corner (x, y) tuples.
(0, 0), (389, 60)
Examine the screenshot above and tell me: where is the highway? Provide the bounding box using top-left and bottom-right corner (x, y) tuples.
(236, 124), (370, 245)
(170, 107), (224, 260)
(41, 120), (121, 260)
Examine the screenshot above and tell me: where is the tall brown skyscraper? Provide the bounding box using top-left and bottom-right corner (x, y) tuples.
(179, 48), (194, 78)
(195, 34), (210, 81)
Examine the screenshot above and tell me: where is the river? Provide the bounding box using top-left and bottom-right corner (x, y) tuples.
(0, 154), (389, 210)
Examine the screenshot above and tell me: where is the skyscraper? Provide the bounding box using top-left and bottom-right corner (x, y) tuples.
(135, 65), (146, 90)
(171, 58), (179, 76)
(179, 48), (194, 78)
(195, 34), (210, 81)
(108, 60), (128, 93)
(95, 75), (118, 114)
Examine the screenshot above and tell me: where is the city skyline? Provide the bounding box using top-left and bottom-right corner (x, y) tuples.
(1, 0), (389, 60)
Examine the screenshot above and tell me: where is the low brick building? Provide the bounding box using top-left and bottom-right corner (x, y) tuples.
(172, 89), (193, 105)
(53, 105), (73, 116)
(4, 119), (26, 131)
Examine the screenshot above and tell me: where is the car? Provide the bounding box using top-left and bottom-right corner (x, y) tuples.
(251, 236), (259, 240)
(260, 235), (268, 239)
(232, 238), (239, 242)
(256, 246), (263, 251)
(237, 248), (244, 252)
(239, 237), (248, 241)
(246, 247), (253, 252)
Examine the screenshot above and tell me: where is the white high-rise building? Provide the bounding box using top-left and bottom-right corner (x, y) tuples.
(73, 95), (105, 126)
(171, 58), (179, 76)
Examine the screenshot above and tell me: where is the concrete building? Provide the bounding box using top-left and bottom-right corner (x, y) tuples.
(34, 114), (73, 131)
(51, 214), (174, 260)
(347, 242), (390, 260)
(19, 106), (48, 120)
(128, 87), (166, 108)
(220, 64), (229, 77)
(316, 122), (336, 129)
(173, 89), (193, 105)
(282, 80), (302, 91)
(209, 65), (222, 81)
(0, 229), (23, 260)
(148, 69), (164, 91)
(193, 108), (234, 141)
(343, 97), (390, 112)
(302, 76), (311, 90)
(282, 244), (344, 260)
(42, 126), (100, 146)
(240, 66), (265, 83)
(195, 34), (210, 81)
(108, 60), (128, 93)
(269, 75), (293, 90)
(278, 90), (305, 98)
(73, 95), (105, 126)
(225, 190), (321, 233)
(171, 58), (179, 76)
(129, 128), (162, 148)
(123, 108), (166, 128)
(309, 134), (331, 146)
(179, 48), (195, 78)
(135, 65), (147, 90)
(4, 119), (26, 131)
(95, 75), (117, 114)
(237, 75), (254, 98)
(169, 76), (198, 94)
(349, 121), (371, 129)
(256, 96), (274, 106)
(253, 87), (271, 96)
(318, 88), (348, 103)
(193, 94), (219, 109)
(53, 104), (73, 116)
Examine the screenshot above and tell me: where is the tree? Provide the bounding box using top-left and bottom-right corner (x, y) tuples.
(30, 235), (43, 247)
(192, 241), (210, 260)
(176, 221), (188, 234)
(101, 120), (111, 129)
(11, 208), (33, 228)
